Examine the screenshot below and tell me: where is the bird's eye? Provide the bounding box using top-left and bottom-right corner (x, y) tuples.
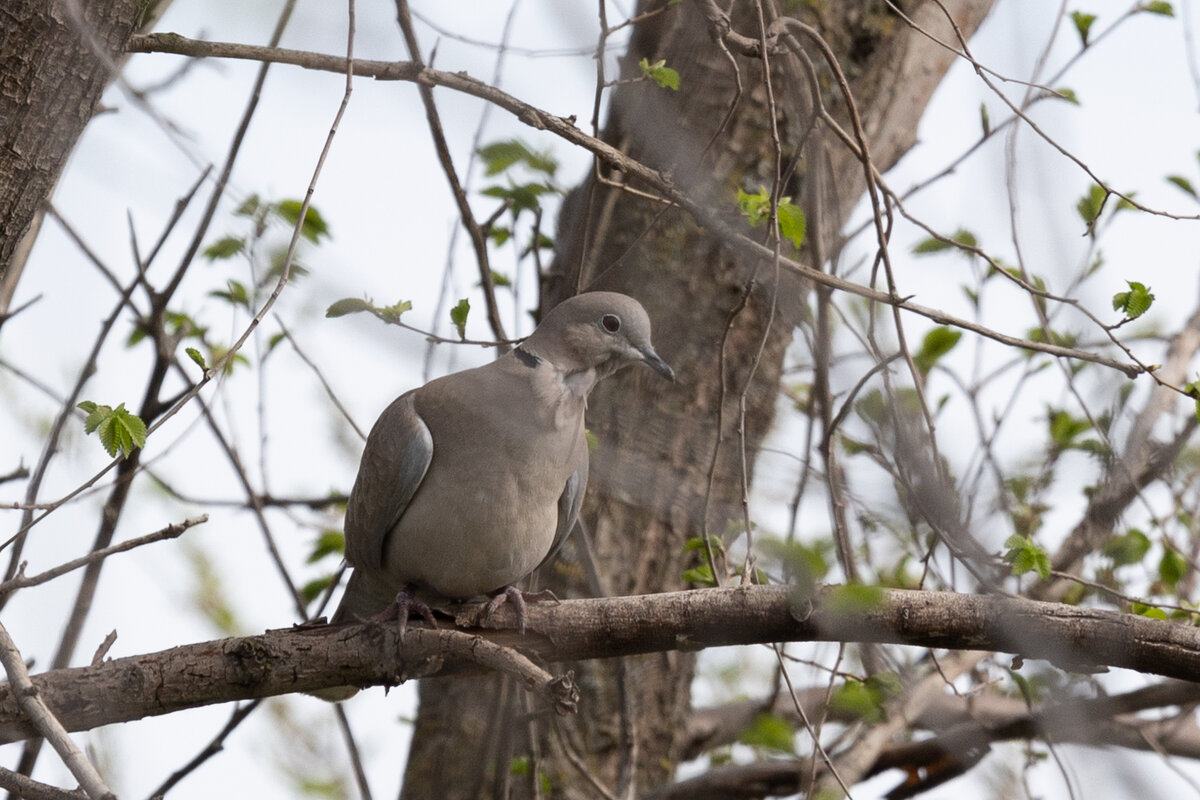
(601, 313), (621, 333)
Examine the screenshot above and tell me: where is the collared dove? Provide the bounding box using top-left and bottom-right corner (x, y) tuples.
(331, 291), (674, 633)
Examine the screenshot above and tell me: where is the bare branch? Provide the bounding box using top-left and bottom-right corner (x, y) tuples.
(125, 32), (1144, 380)
(0, 622), (113, 799)
(0, 515), (206, 597)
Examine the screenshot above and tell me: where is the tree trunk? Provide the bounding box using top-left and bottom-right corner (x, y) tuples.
(401, 1), (994, 797)
(0, 0), (147, 314)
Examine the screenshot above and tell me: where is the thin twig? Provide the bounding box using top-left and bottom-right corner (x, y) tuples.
(0, 515), (206, 596)
(0, 622), (114, 799)
(146, 700), (262, 798)
(395, 0), (508, 345)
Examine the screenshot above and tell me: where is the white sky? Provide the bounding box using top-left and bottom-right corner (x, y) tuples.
(4, 0), (1200, 797)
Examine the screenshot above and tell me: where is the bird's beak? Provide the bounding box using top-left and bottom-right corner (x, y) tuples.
(639, 346), (675, 382)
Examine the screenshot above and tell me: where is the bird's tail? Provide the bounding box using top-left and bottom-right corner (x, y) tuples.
(330, 566), (396, 624)
(308, 568), (395, 702)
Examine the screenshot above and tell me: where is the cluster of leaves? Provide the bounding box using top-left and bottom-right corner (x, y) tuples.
(79, 198), (332, 460)
(1070, 4), (1173, 49)
(477, 138), (560, 279)
(681, 532), (770, 587)
(736, 186), (807, 249)
(325, 296), (476, 342)
(203, 195), (331, 263)
(301, 529), (346, 608)
(76, 401), (147, 459)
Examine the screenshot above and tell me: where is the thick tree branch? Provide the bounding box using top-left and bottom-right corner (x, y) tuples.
(3, 585), (1200, 744)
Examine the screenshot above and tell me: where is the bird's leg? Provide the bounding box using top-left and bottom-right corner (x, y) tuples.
(477, 586), (560, 634)
(520, 588), (560, 604)
(478, 586), (527, 633)
(375, 584), (438, 638)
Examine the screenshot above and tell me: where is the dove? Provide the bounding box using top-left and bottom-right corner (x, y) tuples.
(332, 291), (674, 634)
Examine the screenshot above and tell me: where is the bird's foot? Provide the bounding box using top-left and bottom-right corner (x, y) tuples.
(374, 585), (438, 638)
(477, 587), (559, 634)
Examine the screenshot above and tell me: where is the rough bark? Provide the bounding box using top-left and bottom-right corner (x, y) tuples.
(0, 0), (145, 298)
(8, 586), (1200, 745)
(401, 2), (995, 797)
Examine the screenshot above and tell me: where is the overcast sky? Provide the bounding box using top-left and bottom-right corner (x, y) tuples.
(5, 1), (1200, 797)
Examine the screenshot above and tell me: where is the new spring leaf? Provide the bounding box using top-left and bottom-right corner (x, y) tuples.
(638, 58), (680, 90)
(1112, 281), (1154, 320)
(77, 401), (147, 459)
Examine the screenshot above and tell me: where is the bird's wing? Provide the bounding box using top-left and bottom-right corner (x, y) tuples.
(344, 392), (433, 571)
(536, 446), (588, 572)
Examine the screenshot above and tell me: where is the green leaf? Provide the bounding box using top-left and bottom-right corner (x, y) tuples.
(682, 564), (718, 587)
(450, 298), (470, 340)
(206, 344), (250, 376)
(77, 402), (147, 459)
(760, 539), (828, 593)
(830, 680), (885, 723)
(1052, 87), (1080, 104)
(684, 535), (724, 554)
(185, 347), (207, 370)
(325, 297), (374, 318)
(202, 235), (244, 261)
(737, 713), (795, 753)
(1025, 326), (1078, 350)
(1112, 280), (1155, 319)
(638, 57), (680, 90)
(77, 401), (100, 433)
(209, 280), (251, 309)
(274, 200), (330, 243)
(979, 103), (990, 136)
(300, 575), (335, 606)
(379, 299), (414, 324)
(1167, 175), (1197, 198)
(951, 228), (979, 249)
(912, 236), (953, 255)
(825, 583), (885, 614)
(840, 435), (874, 456)
(478, 140), (558, 177)
(736, 187), (771, 227)
(1048, 408), (1091, 448)
(235, 194), (262, 217)
(1102, 529), (1151, 566)
(489, 226), (512, 246)
(481, 182), (554, 213)
(854, 388), (889, 426)
(1076, 184), (1108, 227)
(1159, 546), (1188, 589)
(1131, 602), (1168, 620)
(307, 530), (346, 563)
(868, 672), (903, 697)
(1070, 11), (1097, 46)
(479, 141), (530, 176)
(1138, 1), (1174, 16)
(777, 201), (807, 249)
(912, 228), (976, 255)
(913, 326), (963, 375)
(1003, 534), (1051, 579)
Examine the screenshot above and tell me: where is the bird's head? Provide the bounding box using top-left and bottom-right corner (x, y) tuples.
(523, 292), (675, 384)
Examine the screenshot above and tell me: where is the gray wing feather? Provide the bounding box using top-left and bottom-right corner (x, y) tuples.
(344, 392), (433, 571)
(536, 454), (588, 571)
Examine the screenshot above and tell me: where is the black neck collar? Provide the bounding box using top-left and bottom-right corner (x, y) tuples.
(513, 345), (541, 368)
